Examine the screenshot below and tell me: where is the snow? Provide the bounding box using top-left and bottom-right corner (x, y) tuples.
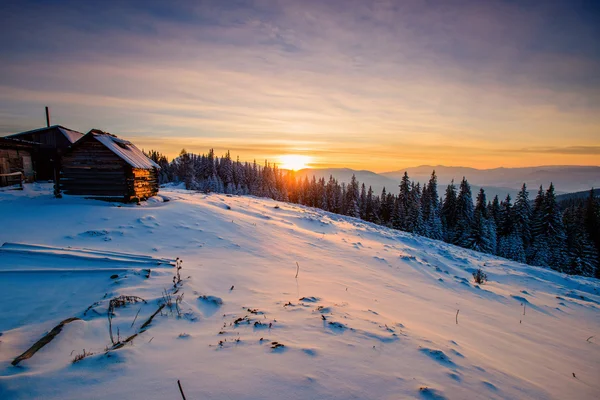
(57, 127), (83, 144)
(93, 132), (159, 170)
(0, 184), (599, 399)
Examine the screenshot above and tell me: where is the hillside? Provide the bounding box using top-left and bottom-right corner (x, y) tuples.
(0, 184), (599, 399)
(556, 188), (600, 204)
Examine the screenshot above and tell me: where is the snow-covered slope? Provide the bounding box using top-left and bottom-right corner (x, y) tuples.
(0, 184), (599, 399)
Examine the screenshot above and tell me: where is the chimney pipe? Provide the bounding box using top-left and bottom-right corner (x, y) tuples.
(45, 106), (50, 127)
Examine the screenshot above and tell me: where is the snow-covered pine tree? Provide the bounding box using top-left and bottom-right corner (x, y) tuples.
(513, 183), (532, 252)
(468, 188), (496, 253)
(423, 171), (443, 240)
(397, 172), (411, 231)
(408, 182), (424, 234)
(496, 194), (526, 263)
(454, 177), (474, 246)
(359, 183), (367, 220)
(441, 180), (457, 242)
(542, 183), (567, 271)
(527, 185), (546, 264)
(345, 175), (360, 218)
(563, 205), (598, 277)
(582, 189), (600, 278)
(488, 195), (501, 237)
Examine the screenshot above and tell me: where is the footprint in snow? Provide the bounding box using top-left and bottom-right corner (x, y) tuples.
(301, 348), (318, 357)
(327, 321), (348, 331)
(137, 215), (159, 227)
(419, 348), (456, 367)
(197, 295), (223, 317)
(299, 296), (320, 303)
(447, 372), (461, 382)
(481, 381), (498, 391)
(448, 349), (464, 358)
(418, 387), (447, 399)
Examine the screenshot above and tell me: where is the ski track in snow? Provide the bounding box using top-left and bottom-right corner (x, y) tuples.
(0, 183), (599, 399)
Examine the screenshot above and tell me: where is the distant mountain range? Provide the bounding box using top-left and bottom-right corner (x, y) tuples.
(295, 165), (600, 200)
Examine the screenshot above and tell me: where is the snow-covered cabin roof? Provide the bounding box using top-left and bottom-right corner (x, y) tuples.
(88, 129), (160, 170)
(58, 127), (83, 144)
(8, 125), (83, 144)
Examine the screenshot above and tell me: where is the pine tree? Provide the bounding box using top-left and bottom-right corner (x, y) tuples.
(582, 189), (600, 278)
(379, 187), (390, 225)
(454, 177), (474, 246)
(468, 188), (496, 253)
(498, 194), (513, 238)
(528, 186), (546, 264)
(496, 194), (526, 262)
(530, 184), (567, 271)
(408, 183), (424, 234)
(488, 195), (501, 233)
(397, 172), (411, 230)
(543, 183), (567, 271)
(513, 183), (532, 252)
(360, 183), (367, 220)
(391, 196), (402, 229)
(422, 171), (443, 240)
(564, 205), (598, 276)
(365, 186), (375, 223)
(498, 232), (526, 263)
(345, 175), (360, 218)
(441, 180), (458, 242)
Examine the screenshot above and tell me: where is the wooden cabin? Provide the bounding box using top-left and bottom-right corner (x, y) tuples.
(7, 125), (83, 180)
(0, 137), (38, 186)
(60, 129), (160, 202)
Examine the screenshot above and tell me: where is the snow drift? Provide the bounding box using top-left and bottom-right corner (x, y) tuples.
(0, 184), (598, 399)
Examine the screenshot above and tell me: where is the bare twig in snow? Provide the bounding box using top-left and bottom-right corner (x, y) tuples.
(12, 317), (81, 366)
(456, 309), (459, 324)
(177, 380), (187, 400)
(131, 307), (142, 328)
(140, 304), (166, 332)
(72, 349), (94, 363)
(295, 262), (300, 279)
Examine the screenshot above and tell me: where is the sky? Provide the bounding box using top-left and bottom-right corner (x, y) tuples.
(0, 0), (599, 171)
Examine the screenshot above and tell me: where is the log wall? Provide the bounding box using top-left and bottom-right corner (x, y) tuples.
(61, 139), (159, 202)
(61, 140), (128, 199)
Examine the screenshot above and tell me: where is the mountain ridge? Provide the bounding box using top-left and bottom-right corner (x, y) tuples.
(295, 165), (600, 199)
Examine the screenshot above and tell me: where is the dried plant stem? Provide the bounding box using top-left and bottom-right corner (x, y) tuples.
(177, 380), (187, 400)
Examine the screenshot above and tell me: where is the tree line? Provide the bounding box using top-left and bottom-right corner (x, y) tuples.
(146, 149), (600, 278)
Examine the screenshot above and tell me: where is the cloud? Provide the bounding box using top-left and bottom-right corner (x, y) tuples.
(0, 0), (598, 169)
(514, 146), (600, 155)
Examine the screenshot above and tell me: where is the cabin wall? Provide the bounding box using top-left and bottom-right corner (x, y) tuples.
(0, 148), (34, 186)
(61, 140), (128, 198)
(129, 168), (159, 200)
(13, 128), (73, 180)
(17, 128), (72, 150)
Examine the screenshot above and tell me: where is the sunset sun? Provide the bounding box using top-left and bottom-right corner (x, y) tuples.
(279, 155), (311, 170)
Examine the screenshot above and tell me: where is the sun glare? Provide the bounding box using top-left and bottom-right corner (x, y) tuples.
(279, 155), (311, 171)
